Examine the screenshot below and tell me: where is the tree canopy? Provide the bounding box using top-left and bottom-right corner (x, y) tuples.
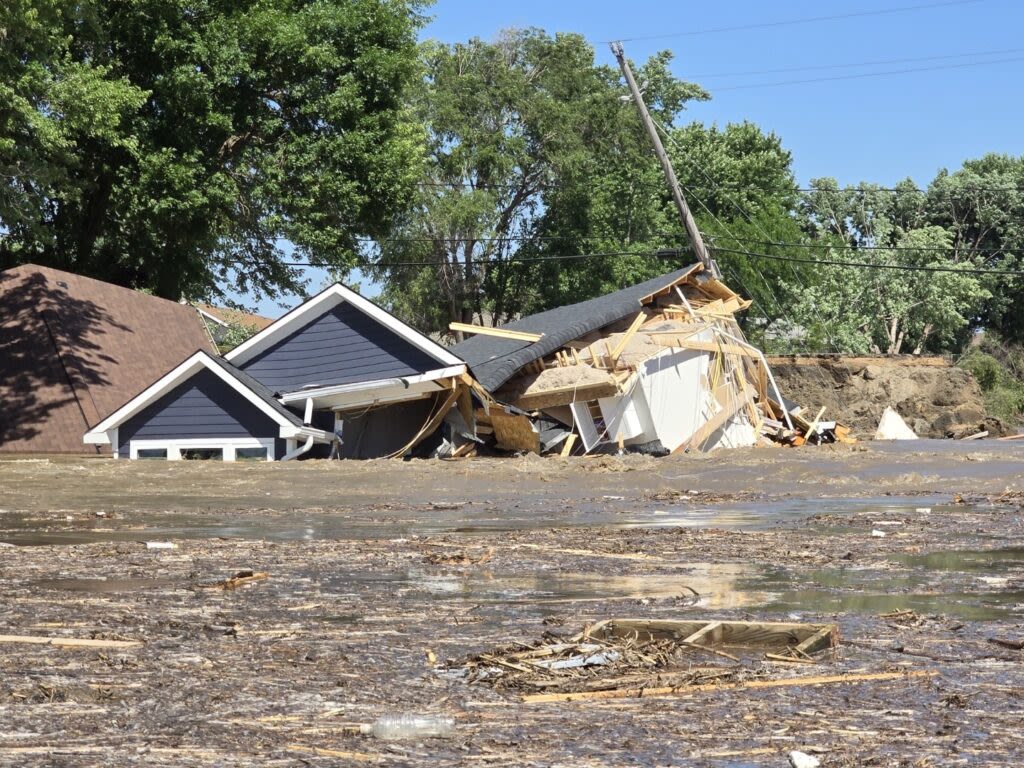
(1, 0), (425, 302)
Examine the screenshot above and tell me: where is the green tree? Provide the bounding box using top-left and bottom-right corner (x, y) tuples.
(923, 154), (1024, 343)
(793, 179), (988, 353)
(365, 31), (708, 338)
(1, 0), (425, 302)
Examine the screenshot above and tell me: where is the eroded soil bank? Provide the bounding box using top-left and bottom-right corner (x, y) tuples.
(1, 444), (1023, 766)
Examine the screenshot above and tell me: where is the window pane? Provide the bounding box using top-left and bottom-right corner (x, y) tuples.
(136, 448), (167, 460)
(235, 447), (268, 461)
(180, 448), (223, 461)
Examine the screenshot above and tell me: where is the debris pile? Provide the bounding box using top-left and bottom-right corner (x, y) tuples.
(460, 618), (838, 700)
(453, 266), (853, 456)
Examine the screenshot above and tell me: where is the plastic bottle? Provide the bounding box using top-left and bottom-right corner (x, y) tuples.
(360, 714), (456, 740)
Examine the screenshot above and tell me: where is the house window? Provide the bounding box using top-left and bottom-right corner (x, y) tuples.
(235, 446), (268, 461)
(180, 448), (224, 461)
(129, 439), (275, 461)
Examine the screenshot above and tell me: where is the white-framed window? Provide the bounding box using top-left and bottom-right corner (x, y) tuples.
(128, 438), (276, 462)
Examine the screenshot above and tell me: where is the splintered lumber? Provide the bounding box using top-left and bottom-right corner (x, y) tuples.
(0, 634), (142, 649)
(559, 433), (578, 457)
(521, 670), (936, 704)
(448, 322), (543, 343)
(608, 311), (647, 365)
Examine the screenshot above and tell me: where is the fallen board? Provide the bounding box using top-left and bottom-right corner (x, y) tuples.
(522, 670), (935, 704)
(0, 634), (143, 649)
(582, 618), (838, 654)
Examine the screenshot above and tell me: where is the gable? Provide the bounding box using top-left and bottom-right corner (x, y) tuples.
(0, 264), (214, 454)
(118, 368), (282, 455)
(238, 302), (441, 392)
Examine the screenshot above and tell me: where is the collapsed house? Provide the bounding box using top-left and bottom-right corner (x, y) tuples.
(452, 265), (850, 456)
(84, 283), (468, 460)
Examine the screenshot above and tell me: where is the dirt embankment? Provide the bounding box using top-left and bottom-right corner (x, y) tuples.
(769, 355), (1001, 439)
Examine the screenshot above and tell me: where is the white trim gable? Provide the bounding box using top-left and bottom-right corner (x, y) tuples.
(83, 350), (324, 445)
(223, 283), (464, 369)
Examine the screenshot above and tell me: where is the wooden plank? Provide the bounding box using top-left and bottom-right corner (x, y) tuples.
(456, 384), (474, 429)
(522, 670), (936, 704)
(559, 433), (578, 457)
(584, 618), (836, 649)
(449, 322), (543, 343)
(794, 625), (838, 656)
(0, 634), (142, 649)
(651, 336), (756, 358)
(513, 380), (620, 412)
(608, 311), (647, 365)
(804, 406), (827, 441)
(682, 621), (722, 646)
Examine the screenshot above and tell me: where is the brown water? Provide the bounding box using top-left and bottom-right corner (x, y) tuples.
(0, 495), (951, 546)
(7, 495), (1023, 621)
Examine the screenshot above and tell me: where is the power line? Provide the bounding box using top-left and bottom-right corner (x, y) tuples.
(712, 245), (1024, 276)
(691, 47), (1024, 79)
(279, 249), (688, 270)
(711, 235), (1024, 255)
(714, 54), (1024, 91)
(604, 0), (983, 44)
(415, 180), (1024, 197)
(347, 229), (1024, 254)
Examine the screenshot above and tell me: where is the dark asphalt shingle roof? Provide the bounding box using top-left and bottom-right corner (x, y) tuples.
(450, 265), (700, 392)
(203, 353), (305, 427)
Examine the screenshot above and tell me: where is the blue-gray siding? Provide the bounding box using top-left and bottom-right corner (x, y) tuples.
(118, 369), (279, 455)
(239, 302), (439, 392)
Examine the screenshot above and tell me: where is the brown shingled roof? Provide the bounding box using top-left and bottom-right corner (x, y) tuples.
(194, 303), (275, 332)
(0, 264), (217, 454)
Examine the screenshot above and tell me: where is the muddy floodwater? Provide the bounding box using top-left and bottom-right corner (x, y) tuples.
(1, 443), (1024, 766)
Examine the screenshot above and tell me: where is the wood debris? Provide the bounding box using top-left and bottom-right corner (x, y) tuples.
(465, 268), (853, 456)
(460, 618), (838, 699)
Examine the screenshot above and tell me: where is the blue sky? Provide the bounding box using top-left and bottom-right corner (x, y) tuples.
(236, 0), (1023, 316)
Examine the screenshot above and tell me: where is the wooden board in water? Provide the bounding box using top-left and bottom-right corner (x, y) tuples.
(583, 618), (838, 654)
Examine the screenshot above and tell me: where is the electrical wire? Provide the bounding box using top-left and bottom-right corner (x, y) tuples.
(713, 54), (1024, 91)
(711, 235), (1024, 255)
(690, 47), (1024, 79)
(711, 245), (1024, 276)
(602, 0), (983, 43)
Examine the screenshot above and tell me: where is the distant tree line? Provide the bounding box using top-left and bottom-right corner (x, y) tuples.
(3, 8), (1023, 359)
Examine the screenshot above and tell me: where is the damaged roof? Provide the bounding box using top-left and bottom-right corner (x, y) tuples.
(450, 265), (701, 391)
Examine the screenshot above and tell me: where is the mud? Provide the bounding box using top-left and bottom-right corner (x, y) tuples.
(1, 447), (1024, 765)
(769, 355), (1002, 438)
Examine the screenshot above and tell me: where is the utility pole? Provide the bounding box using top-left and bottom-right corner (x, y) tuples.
(610, 41), (719, 277)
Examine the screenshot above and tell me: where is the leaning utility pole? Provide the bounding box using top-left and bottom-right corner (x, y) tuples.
(610, 41), (719, 277)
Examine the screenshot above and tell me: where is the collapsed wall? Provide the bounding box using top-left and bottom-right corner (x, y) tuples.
(767, 355), (999, 439)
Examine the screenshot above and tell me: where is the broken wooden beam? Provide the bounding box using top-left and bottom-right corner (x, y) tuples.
(521, 670), (936, 704)
(449, 322), (543, 343)
(0, 634), (143, 649)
